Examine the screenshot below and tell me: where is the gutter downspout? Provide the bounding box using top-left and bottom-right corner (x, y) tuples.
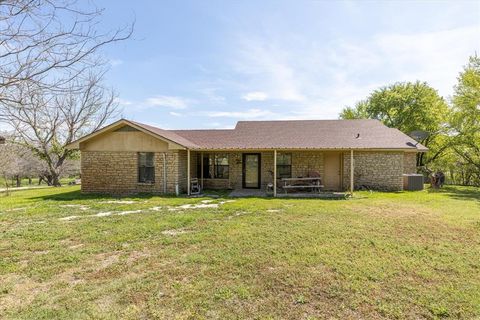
(201, 152), (204, 190)
(187, 149), (191, 196)
(350, 149), (354, 197)
(273, 149), (277, 197)
(163, 153), (167, 194)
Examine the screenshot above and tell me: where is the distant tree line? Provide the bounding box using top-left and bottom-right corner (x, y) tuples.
(0, 135), (79, 193)
(340, 55), (480, 186)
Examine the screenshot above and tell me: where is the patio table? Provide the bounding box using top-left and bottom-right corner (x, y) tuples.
(281, 177), (324, 194)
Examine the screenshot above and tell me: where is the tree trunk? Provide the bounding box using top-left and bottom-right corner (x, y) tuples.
(43, 171), (61, 186)
(45, 175), (53, 186)
(16, 175), (21, 187)
(51, 173), (61, 187)
(3, 174), (10, 196)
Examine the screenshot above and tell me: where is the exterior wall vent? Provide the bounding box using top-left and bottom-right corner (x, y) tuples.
(114, 125), (140, 132)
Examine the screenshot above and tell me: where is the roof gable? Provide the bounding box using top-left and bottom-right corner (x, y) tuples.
(66, 119), (198, 150)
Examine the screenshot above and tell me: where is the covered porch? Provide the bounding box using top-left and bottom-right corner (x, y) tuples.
(185, 149), (355, 197)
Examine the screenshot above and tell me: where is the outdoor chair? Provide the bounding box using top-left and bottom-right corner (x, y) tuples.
(190, 178), (202, 195)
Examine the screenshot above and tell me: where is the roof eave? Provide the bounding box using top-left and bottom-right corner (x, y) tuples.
(187, 146), (429, 152)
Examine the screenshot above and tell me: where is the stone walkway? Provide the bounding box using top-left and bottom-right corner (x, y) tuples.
(0, 185), (52, 193)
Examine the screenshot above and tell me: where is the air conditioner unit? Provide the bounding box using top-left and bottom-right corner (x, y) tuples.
(403, 174), (424, 191)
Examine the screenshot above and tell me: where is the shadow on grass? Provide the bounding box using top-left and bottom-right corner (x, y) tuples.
(427, 185), (480, 202)
(30, 188), (351, 202)
(30, 189), (180, 202)
(26, 185), (480, 203)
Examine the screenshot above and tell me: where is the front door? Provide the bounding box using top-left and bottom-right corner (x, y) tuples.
(242, 153), (261, 189)
(324, 152), (341, 190)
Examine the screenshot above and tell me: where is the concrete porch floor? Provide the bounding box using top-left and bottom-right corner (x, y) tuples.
(277, 192), (349, 199)
(229, 189), (268, 197)
(228, 189), (349, 199)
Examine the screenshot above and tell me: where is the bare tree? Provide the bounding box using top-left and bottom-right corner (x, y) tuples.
(0, 0), (133, 103)
(0, 135), (33, 193)
(0, 131), (48, 189)
(0, 149), (15, 195)
(3, 73), (118, 186)
(0, 0), (131, 186)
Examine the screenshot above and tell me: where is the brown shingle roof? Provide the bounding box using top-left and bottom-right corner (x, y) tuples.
(170, 119), (427, 151)
(128, 120), (199, 148)
(68, 118), (427, 151)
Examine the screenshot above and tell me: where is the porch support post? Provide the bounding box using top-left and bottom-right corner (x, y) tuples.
(187, 149), (191, 196)
(273, 149), (277, 197)
(200, 152), (204, 189)
(350, 149), (354, 196)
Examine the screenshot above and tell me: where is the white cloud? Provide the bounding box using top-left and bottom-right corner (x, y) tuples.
(169, 111), (182, 117)
(109, 59), (124, 67)
(230, 24), (479, 119)
(205, 108), (275, 119)
(145, 96), (191, 109)
(233, 36), (306, 102)
(114, 98), (132, 106)
(199, 88), (225, 103)
(242, 91), (268, 101)
(371, 25), (479, 97)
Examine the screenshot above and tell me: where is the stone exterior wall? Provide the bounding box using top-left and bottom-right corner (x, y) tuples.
(290, 151), (324, 178)
(163, 151), (184, 193)
(342, 151), (404, 191)
(81, 151), (137, 194)
(81, 151), (185, 195)
(82, 149), (416, 194)
(403, 152), (417, 174)
(177, 150), (188, 193)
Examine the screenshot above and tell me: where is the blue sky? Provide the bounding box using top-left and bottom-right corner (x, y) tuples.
(97, 0), (479, 129)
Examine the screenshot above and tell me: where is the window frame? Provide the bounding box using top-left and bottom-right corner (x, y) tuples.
(138, 152), (155, 183)
(213, 153), (229, 179)
(276, 153), (292, 179)
(196, 153), (212, 179)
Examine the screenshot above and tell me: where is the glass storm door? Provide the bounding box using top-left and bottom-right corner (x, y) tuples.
(242, 153), (261, 189)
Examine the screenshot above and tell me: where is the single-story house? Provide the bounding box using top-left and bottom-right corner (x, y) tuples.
(66, 119), (427, 196)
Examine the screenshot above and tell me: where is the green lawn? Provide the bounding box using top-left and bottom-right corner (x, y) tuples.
(0, 186), (479, 319)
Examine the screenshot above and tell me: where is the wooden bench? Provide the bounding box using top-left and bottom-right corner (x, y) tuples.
(281, 177), (324, 194)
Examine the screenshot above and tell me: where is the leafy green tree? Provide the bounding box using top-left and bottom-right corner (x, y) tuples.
(339, 81), (451, 168)
(339, 100), (369, 119)
(451, 55), (480, 185)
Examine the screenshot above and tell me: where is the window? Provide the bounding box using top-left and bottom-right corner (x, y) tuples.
(196, 154), (212, 178)
(138, 152), (155, 183)
(276, 153), (292, 178)
(214, 154), (229, 179)
(195, 153), (229, 179)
